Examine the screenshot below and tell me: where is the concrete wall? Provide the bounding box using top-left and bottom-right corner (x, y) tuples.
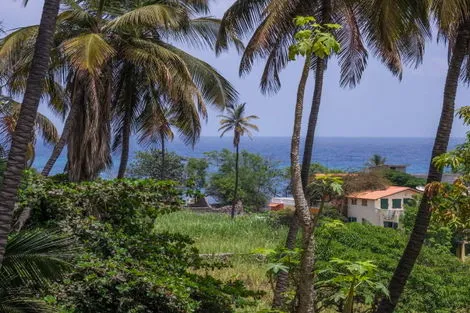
(347, 190), (418, 227)
(348, 198), (380, 225)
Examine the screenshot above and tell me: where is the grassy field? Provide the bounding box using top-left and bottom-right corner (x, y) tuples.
(154, 210), (288, 311)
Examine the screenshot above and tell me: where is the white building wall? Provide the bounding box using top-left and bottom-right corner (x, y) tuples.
(347, 190), (418, 227)
(347, 199), (381, 226)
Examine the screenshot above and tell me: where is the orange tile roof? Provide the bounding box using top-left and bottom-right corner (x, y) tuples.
(347, 186), (420, 200)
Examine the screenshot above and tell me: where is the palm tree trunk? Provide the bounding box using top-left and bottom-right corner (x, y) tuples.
(42, 101), (79, 176)
(273, 58), (327, 309)
(0, 0), (60, 266)
(231, 143), (240, 219)
(117, 106), (132, 179)
(288, 55), (316, 313)
(376, 24), (470, 313)
(160, 134), (165, 180)
(301, 58), (326, 187)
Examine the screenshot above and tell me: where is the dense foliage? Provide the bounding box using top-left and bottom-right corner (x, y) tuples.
(16, 173), (257, 313)
(205, 149), (283, 209)
(266, 213), (470, 313)
(316, 221), (470, 313)
(128, 149), (186, 182)
(382, 169), (426, 188)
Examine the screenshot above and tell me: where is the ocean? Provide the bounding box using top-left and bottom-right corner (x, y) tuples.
(33, 137), (465, 177)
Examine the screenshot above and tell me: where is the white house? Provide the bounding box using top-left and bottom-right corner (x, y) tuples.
(346, 186), (420, 228)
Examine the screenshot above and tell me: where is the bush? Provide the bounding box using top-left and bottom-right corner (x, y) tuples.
(18, 175), (257, 313)
(315, 222), (470, 313)
(128, 149), (185, 181)
(383, 169), (426, 188)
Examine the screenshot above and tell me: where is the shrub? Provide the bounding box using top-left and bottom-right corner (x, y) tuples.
(18, 175), (257, 313)
(128, 149), (185, 181)
(382, 169), (426, 188)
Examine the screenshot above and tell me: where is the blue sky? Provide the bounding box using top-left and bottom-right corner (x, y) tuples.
(1, 0), (468, 138)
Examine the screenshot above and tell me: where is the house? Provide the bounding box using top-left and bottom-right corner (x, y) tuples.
(365, 164), (408, 173)
(269, 197), (295, 210)
(346, 186), (420, 228)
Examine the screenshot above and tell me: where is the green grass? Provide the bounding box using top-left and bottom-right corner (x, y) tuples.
(154, 210), (287, 254)
(154, 210), (288, 311)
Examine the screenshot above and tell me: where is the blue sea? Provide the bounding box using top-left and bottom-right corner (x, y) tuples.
(33, 137), (465, 177)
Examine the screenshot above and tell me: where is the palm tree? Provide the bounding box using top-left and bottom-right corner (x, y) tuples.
(0, 96), (59, 167)
(0, 0), (61, 267)
(366, 154), (387, 167)
(376, 4), (470, 313)
(218, 103), (259, 218)
(216, 0), (429, 308)
(3, 0), (238, 182)
(125, 104), (175, 180)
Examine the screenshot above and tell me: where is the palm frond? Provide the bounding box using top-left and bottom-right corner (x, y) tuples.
(216, 0), (271, 53)
(359, 0), (430, 78)
(137, 87), (177, 146)
(162, 44), (238, 109)
(0, 26), (38, 63)
(0, 295), (53, 313)
(2, 230), (74, 287)
(162, 17), (221, 50)
(335, 2), (368, 88)
(259, 33), (293, 94)
(61, 33), (116, 75)
(105, 3), (187, 30)
(35, 113), (59, 145)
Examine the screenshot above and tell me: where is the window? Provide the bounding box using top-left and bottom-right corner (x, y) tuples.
(404, 198), (415, 207)
(392, 199), (402, 209)
(348, 217), (357, 222)
(384, 222), (398, 229)
(351, 199), (357, 205)
(380, 199), (389, 209)
(361, 199), (368, 206)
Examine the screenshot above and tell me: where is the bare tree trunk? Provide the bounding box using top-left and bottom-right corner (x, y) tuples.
(160, 134), (165, 180)
(42, 101), (79, 176)
(375, 23), (470, 313)
(0, 0), (60, 266)
(301, 58), (326, 187)
(288, 55), (316, 313)
(231, 143), (240, 219)
(273, 58), (327, 310)
(117, 106), (131, 179)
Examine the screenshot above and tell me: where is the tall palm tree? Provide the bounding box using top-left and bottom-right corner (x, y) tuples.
(5, 0), (238, 181)
(0, 96), (59, 167)
(216, 0), (429, 308)
(0, 0), (61, 267)
(218, 103), (259, 218)
(376, 3), (470, 312)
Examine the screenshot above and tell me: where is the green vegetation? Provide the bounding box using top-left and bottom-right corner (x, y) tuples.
(128, 149), (186, 182)
(206, 149), (283, 210)
(382, 170), (426, 188)
(155, 211), (470, 313)
(16, 174), (259, 313)
(0, 0), (468, 311)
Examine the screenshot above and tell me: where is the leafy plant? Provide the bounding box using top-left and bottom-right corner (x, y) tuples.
(288, 17), (341, 61)
(317, 259), (389, 313)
